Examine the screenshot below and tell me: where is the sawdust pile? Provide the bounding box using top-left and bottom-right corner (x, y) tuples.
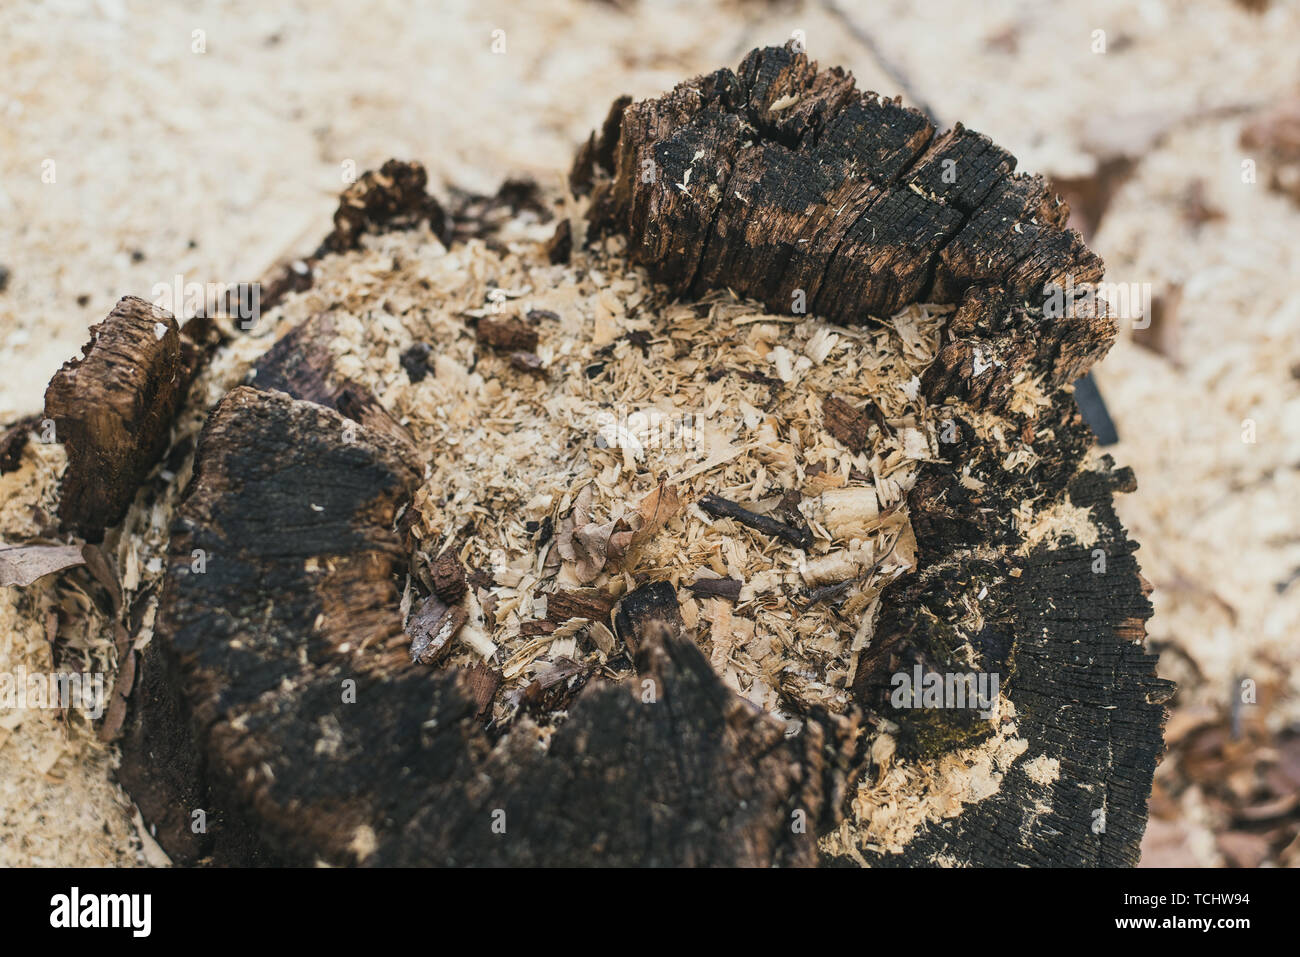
(0, 444), (142, 866)
(255, 221), (946, 726)
(232, 212), (1081, 852)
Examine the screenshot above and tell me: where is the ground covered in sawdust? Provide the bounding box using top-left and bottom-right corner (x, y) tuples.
(2, 0), (1298, 866)
(267, 224), (940, 723)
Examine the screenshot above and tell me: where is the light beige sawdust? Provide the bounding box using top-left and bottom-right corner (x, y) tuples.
(1023, 753), (1061, 786)
(1015, 497), (1101, 555)
(0, 444), (142, 867)
(253, 221), (951, 725)
(820, 700), (1031, 858)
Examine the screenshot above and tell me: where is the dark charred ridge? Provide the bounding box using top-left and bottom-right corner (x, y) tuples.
(583, 42), (1108, 395)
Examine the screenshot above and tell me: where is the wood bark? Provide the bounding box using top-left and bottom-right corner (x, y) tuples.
(248, 311), (412, 446)
(578, 43), (1113, 406)
(319, 159), (447, 255)
(44, 296), (189, 541)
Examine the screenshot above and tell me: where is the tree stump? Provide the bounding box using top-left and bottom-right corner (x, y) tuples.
(52, 44), (1169, 867)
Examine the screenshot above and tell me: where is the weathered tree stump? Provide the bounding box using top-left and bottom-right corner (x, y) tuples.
(45, 44), (1169, 867)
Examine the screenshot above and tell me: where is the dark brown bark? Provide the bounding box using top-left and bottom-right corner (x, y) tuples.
(821, 395), (874, 453)
(697, 493), (813, 549)
(119, 386), (420, 863)
(545, 587), (616, 624)
(581, 43), (1112, 405)
(429, 547), (468, 603)
(319, 159), (447, 254)
(545, 218), (572, 264)
(408, 594), (468, 665)
(685, 577), (743, 601)
(249, 312), (412, 446)
(476, 315), (539, 353)
(44, 296), (189, 541)
(571, 94), (631, 196)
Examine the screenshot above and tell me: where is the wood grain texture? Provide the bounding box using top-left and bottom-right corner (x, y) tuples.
(249, 312), (412, 446)
(44, 296), (188, 541)
(580, 43), (1112, 406)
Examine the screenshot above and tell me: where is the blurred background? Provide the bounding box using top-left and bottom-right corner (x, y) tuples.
(1, 0), (1297, 866)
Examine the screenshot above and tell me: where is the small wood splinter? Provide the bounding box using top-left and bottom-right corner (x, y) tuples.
(697, 493), (813, 549)
(799, 578), (858, 611)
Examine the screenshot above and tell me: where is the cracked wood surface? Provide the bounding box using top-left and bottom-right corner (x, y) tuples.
(580, 44), (1113, 406)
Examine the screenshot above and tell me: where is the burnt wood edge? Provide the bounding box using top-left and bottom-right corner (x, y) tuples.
(836, 397), (1170, 867)
(574, 43), (1113, 402)
(122, 388), (856, 866)
(43, 296), (192, 542)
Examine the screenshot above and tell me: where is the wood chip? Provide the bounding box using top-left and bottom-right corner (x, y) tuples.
(476, 315), (538, 352)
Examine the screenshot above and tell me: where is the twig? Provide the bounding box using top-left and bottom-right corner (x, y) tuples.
(698, 494), (813, 549)
(801, 578), (857, 609)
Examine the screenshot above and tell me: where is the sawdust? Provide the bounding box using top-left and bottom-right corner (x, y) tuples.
(256, 222), (949, 725)
(821, 701), (1032, 857)
(1023, 753), (1062, 786)
(0, 441), (64, 537)
(1015, 497), (1101, 555)
(0, 443), (141, 867)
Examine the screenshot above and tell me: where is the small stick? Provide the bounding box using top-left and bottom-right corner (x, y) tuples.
(802, 578), (856, 608)
(698, 494), (813, 549)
